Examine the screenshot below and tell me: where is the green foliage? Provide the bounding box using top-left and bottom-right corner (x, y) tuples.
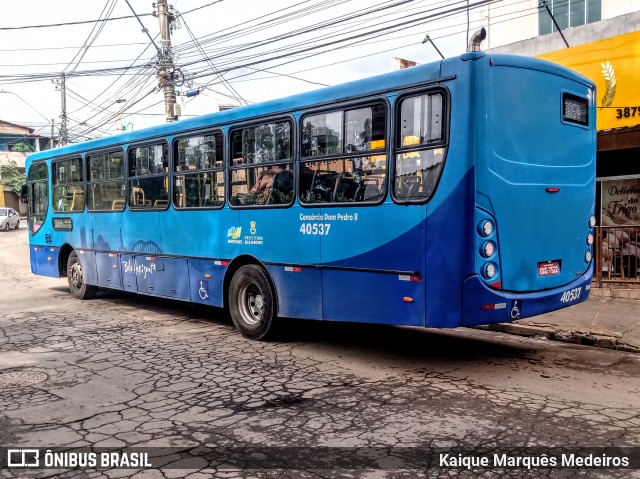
(0, 161), (27, 195)
(10, 142), (33, 153)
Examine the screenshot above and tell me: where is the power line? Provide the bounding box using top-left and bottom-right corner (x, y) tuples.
(184, 0), (496, 80)
(63, 0), (119, 74)
(0, 13), (153, 31)
(179, 0), (226, 16)
(0, 41), (148, 52)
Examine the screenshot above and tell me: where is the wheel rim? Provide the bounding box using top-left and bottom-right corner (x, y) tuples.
(69, 260), (84, 290)
(238, 282), (264, 326)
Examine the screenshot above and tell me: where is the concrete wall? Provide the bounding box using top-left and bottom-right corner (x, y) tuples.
(487, 10), (640, 56)
(0, 123), (32, 135)
(485, 0), (640, 53)
(0, 152), (27, 169)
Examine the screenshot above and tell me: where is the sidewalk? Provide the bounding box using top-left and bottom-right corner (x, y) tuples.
(481, 288), (640, 353)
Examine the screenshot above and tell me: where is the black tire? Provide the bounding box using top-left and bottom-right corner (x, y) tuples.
(67, 251), (97, 300)
(228, 264), (275, 340)
(3, 222), (8, 232)
(14, 220), (19, 230)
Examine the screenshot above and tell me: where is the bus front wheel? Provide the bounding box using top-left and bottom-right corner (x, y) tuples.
(67, 251), (97, 300)
(229, 265), (274, 340)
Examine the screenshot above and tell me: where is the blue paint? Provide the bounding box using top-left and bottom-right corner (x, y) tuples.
(25, 53), (596, 332)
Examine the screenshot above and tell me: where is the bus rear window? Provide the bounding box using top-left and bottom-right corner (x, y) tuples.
(563, 93), (588, 126)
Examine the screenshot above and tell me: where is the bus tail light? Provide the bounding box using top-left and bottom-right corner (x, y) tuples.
(481, 241), (495, 258)
(476, 209), (501, 288)
(479, 220), (494, 237)
(483, 263), (496, 279)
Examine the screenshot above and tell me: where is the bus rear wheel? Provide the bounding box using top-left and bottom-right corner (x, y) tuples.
(229, 265), (275, 340)
(67, 251), (97, 300)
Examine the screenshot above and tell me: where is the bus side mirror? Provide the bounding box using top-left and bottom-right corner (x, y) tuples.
(21, 184), (28, 203)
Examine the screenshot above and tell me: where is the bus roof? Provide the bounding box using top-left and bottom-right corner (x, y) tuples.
(26, 52), (591, 166)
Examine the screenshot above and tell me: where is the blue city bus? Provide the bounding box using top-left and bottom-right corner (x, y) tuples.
(25, 52), (596, 340)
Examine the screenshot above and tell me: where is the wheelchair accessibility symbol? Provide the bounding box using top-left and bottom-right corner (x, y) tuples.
(510, 300), (522, 319)
(198, 280), (209, 300)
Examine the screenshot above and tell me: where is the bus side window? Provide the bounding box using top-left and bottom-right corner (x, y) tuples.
(128, 144), (169, 209)
(299, 103), (387, 205)
(394, 92), (446, 202)
(52, 157), (84, 213)
(174, 132), (224, 209)
(229, 121), (294, 207)
(87, 151), (125, 211)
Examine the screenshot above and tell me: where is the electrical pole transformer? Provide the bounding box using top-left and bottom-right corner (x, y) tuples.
(156, 0), (178, 122)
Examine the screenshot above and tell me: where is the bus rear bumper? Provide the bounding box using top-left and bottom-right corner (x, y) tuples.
(461, 263), (593, 327)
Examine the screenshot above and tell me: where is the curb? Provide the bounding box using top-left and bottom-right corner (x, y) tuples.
(476, 323), (640, 354)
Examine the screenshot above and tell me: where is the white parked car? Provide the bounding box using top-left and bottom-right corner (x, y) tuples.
(0, 208), (20, 231)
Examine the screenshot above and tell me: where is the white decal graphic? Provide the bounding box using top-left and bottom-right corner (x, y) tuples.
(122, 260), (157, 279)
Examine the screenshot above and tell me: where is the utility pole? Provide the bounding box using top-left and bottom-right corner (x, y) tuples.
(156, 0), (178, 122)
(50, 119), (54, 150)
(59, 74), (69, 145)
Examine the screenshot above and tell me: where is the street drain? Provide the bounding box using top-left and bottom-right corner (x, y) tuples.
(0, 370), (48, 389)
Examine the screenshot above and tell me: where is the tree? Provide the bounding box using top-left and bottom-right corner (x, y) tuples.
(0, 161), (27, 195)
(10, 141), (34, 153)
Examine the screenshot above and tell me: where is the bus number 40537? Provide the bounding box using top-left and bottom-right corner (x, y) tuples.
(299, 223), (331, 235)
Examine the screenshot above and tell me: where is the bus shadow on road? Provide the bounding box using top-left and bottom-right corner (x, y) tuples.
(272, 317), (535, 361)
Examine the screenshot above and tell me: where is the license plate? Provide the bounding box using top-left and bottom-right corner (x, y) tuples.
(538, 260), (560, 276)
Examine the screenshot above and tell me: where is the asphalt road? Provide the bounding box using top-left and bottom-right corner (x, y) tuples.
(1, 228), (639, 478)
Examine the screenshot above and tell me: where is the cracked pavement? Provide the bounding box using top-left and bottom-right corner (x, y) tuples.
(1, 229), (640, 478)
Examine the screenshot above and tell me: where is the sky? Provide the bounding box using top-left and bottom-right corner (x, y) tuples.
(0, 0), (493, 142)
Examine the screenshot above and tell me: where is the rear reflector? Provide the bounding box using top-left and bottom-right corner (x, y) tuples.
(482, 303), (507, 311)
(399, 275), (421, 282)
(545, 187), (560, 193)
